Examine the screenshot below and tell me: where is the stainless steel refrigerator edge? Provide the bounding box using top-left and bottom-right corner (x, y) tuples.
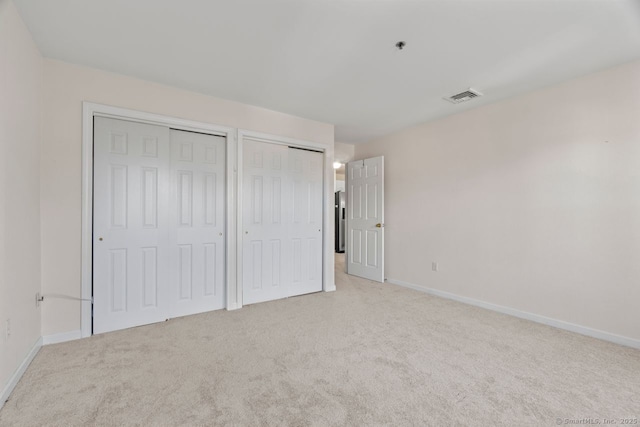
(335, 191), (346, 253)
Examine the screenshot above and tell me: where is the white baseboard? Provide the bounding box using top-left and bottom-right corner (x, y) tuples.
(0, 337), (42, 411)
(387, 278), (640, 350)
(42, 329), (82, 345)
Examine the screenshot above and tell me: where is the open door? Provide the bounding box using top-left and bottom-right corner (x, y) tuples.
(346, 156), (384, 282)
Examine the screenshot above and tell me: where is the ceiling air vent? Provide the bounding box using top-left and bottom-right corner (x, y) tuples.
(444, 88), (483, 104)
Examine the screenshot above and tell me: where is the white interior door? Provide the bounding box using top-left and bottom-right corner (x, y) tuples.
(346, 156), (384, 282)
(93, 117), (171, 334)
(242, 140), (323, 305)
(93, 118), (226, 334)
(169, 129), (226, 318)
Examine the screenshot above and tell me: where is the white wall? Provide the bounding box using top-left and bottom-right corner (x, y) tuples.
(355, 60), (640, 343)
(41, 60), (334, 336)
(0, 0), (42, 397)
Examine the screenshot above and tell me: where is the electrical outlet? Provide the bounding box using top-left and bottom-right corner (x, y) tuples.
(5, 319), (10, 341)
(432, 262), (438, 272)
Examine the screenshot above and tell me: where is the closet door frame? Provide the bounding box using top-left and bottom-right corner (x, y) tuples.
(236, 130), (335, 309)
(81, 102), (235, 338)
(81, 103), (336, 338)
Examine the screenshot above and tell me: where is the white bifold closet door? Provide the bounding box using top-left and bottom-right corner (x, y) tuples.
(93, 117), (225, 334)
(242, 139), (323, 305)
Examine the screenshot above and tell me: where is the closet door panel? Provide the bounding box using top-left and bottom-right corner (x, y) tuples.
(242, 140), (323, 305)
(93, 117), (171, 334)
(242, 140), (291, 305)
(169, 129), (226, 317)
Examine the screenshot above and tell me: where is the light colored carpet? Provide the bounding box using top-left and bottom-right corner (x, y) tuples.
(1, 254), (639, 426)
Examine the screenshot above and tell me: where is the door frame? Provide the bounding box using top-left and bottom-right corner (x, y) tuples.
(81, 102), (236, 338)
(236, 130), (335, 309)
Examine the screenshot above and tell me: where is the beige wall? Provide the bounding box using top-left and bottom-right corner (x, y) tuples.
(41, 60), (334, 336)
(0, 0), (43, 395)
(356, 60), (640, 342)
(334, 141), (355, 182)
(334, 141), (355, 165)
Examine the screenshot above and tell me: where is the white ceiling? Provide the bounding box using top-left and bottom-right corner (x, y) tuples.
(14, 0), (640, 143)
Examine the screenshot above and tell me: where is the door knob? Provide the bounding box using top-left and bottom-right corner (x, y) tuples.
(375, 223), (383, 228)
(98, 237), (103, 241)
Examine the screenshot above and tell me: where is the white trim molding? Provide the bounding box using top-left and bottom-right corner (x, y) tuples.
(81, 102), (236, 337)
(42, 330), (83, 345)
(0, 337), (42, 411)
(225, 128), (240, 310)
(387, 278), (640, 350)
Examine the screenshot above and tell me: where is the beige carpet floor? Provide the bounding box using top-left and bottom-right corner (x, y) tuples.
(1, 254), (639, 426)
